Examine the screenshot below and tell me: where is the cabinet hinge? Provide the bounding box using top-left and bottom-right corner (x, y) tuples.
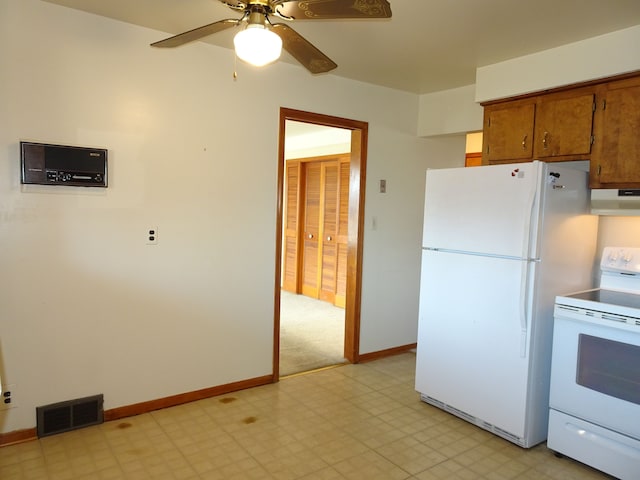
(590, 135), (595, 145)
(602, 99), (607, 110)
(592, 101), (596, 112)
(597, 164), (602, 177)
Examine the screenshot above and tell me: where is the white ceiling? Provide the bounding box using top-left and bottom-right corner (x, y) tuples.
(44, 0), (640, 94)
(285, 120), (351, 151)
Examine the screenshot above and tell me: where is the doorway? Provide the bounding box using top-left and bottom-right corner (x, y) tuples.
(280, 144), (349, 375)
(273, 108), (368, 381)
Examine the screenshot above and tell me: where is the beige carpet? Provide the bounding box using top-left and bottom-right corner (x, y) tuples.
(279, 291), (347, 376)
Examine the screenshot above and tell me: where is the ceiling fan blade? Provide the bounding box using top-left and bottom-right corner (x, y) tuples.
(151, 19), (238, 48)
(275, 0), (392, 19)
(271, 23), (337, 74)
(217, 0), (246, 10)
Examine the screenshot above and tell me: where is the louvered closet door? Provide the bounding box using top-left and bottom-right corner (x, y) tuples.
(301, 162), (322, 298)
(284, 156), (349, 306)
(281, 161), (300, 292)
(334, 160), (349, 308)
(319, 161), (340, 303)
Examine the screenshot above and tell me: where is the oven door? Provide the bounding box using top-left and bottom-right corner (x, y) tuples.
(549, 305), (640, 439)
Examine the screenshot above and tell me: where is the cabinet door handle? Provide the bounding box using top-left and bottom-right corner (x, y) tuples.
(327, 236), (332, 241)
(522, 134), (527, 150)
(307, 233), (314, 239)
(543, 131), (549, 149)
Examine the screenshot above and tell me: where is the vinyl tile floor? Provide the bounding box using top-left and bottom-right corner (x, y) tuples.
(0, 353), (613, 479)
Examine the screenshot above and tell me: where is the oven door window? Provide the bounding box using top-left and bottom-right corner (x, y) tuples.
(577, 334), (640, 405)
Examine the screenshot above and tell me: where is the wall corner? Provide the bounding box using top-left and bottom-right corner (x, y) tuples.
(417, 84), (483, 137)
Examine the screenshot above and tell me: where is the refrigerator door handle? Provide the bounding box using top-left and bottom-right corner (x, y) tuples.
(520, 261), (529, 358)
(519, 260), (531, 358)
(518, 165), (541, 357)
(521, 166), (539, 260)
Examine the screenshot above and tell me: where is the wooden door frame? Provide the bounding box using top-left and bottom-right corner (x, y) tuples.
(273, 108), (367, 381)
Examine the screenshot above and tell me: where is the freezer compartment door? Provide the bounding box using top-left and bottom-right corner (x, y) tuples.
(422, 162), (542, 258)
(416, 250), (534, 441)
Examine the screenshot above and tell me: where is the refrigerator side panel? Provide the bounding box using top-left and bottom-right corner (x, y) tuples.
(422, 162), (541, 258)
(416, 250), (531, 442)
(535, 164), (596, 290)
(524, 164), (598, 445)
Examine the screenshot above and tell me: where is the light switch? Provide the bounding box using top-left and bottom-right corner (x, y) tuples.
(379, 179), (387, 193)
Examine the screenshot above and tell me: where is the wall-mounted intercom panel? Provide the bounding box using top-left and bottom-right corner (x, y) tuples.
(21, 141), (108, 187)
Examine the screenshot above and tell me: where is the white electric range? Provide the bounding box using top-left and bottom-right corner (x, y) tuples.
(548, 247), (640, 480)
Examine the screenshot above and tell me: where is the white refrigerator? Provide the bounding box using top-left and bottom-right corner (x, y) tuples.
(415, 161), (597, 448)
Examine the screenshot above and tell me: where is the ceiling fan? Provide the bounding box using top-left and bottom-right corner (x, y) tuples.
(151, 0), (392, 74)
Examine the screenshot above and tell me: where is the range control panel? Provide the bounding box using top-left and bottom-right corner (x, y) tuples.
(601, 247), (640, 274)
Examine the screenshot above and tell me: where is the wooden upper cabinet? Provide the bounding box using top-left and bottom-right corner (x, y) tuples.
(483, 91), (596, 164)
(483, 101), (535, 163)
(591, 77), (640, 188)
(481, 71), (640, 184)
(533, 91), (595, 159)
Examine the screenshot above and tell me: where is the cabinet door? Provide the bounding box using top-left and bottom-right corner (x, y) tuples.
(483, 102), (535, 163)
(534, 92), (595, 159)
(591, 78), (640, 187)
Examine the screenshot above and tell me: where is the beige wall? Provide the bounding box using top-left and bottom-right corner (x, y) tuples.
(417, 25), (640, 137)
(596, 216), (640, 268)
(0, 0), (463, 434)
(475, 25), (640, 102)
(418, 85), (483, 136)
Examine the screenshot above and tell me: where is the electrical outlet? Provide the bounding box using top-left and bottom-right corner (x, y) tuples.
(0, 384), (17, 411)
(146, 226), (158, 245)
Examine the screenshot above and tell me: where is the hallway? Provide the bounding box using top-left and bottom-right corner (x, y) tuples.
(279, 291), (346, 376)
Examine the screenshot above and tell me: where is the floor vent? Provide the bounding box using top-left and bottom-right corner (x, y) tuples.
(36, 394), (104, 437)
(420, 394), (526, 447)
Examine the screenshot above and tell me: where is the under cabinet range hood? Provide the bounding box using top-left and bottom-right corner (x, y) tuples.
(591, 189), (640, 215)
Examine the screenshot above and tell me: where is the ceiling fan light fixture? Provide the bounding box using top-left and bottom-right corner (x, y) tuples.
(234, 24), (282, 67)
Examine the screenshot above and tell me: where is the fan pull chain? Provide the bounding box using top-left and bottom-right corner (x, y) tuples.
(233, 51), (238, 81)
